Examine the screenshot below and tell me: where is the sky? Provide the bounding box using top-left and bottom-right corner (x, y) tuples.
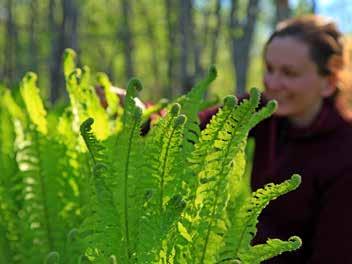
(217, 0), (351, 33)
(294, 0), (352, 33)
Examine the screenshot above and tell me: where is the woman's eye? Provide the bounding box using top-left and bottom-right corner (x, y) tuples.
(266, 65), (273, 74)
(283, 68), (299, 77)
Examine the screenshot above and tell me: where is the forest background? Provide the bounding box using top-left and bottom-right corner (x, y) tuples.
(1, 0), (351, 105)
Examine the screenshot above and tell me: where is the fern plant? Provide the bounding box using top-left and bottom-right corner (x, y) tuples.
(0, 49), (302, 263)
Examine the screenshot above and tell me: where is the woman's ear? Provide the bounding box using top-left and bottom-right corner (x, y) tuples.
(321, 75), (337, 97)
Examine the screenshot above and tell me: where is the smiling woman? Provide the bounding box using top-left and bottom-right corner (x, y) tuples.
(200, 14), (352, 264)
(264, 37), (336, 127)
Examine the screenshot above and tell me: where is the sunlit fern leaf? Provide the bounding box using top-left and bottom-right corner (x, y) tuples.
(19, 73), (78, 257)
(79, 118), (123, 263)
(0, 176), (22, 263)
(66, 67), (110, 140)
(188, 95), (237, 179)
(20, 72), (47, 135)
(179, 65), (217, 155)
(143, 103), (187, 213)
(111, 78), (144, 261)
(18, 75), (68, 259)
(0, 89), (26, 263)
(141, 98), (169, 125)
(176, 95), (237, 262)
(97, 73), (121, 120)
(96, 73), (124, 134)
(56, 108), (92, 231)
(44, 251), (60, 264)
(63, 48), (77, 80)
(13, 121), (66, 262)
(219, 174), (301, 262)
(188, 89), (276, 263)
(238, 236), (302, 264)
(137, 104), (187, 262)
(0, 88), (20, 204)
(137, 195), (186, 263)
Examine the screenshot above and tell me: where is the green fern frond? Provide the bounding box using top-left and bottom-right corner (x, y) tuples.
(13, 122), (67, 262)
(65, 63), (109, 140)
(238, 236), (302, 264)
(188, 95), (237, 177)
(96, 73), (121, 117)
(219, 174), (301, 262)
(63, 48), (77, 79)
(247, 99), (277, 129)
(137, 104), (188, 263)
(0, 89), (25, 263)
(20, 72), (47, 135)
(179, 65), (217, 155)
(143, 103), (187, 213)
(80, 118), (105, 165)
(110, 78), (145, 261)
(187, 90), (277, 263)
(79, 118), (122, 262)
(96, 73), (124, 134)
(137, 195), (186, 263)
(2, 88), (26, 123)
(141, 98), (169, 125)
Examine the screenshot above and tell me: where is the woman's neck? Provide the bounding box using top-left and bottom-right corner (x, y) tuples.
(288, 100), (323, 128)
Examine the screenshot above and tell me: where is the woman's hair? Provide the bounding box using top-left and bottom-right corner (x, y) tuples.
(264, 15), (352, 119)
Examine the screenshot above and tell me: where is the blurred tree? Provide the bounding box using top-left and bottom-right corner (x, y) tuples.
(137, 0), (161, 93)
(179, 0), (194, 94)
(210, 0), (222, 65)
(28, 0), (39, 73)
(49, 0), (80, 103)
(229, 0), (260, 96)
(0, 0), (309, 103)
(4, 0), (17, 86)
(274, 0), (291, 24)
(121, 0), (135, 79)
(49, 0), (62, 103)
(164, 0), (178, 98)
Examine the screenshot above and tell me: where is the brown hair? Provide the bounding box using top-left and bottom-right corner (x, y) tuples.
(264, 15), (352, 118)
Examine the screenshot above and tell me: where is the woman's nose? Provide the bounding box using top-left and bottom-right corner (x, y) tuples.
(265, 73), (284, 91)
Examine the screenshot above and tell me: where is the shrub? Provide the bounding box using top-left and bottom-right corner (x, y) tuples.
(0, 49), (301, 263)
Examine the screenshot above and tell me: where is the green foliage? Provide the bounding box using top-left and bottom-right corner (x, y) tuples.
(0, 51), (302, 263)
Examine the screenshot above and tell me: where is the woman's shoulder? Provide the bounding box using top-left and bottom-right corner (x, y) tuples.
(198, 93), (271, 130)
(199, 105), (220, 130)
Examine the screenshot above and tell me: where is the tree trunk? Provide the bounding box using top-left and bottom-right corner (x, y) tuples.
(311, 0), (317, 13)
(164, 0), (177, 98)
(138, 0), (160, 93)
(49, 0), (79, 103)
(229, 0), (260, 96)
(29, 0), (39, 73)
(275, 0), (291, 25)
(49, 0), (60, 102)
(179, 0), (193, 94)
(63, 0), (79, 51)
(210, 0), (222, 65)
(4, 0), (17, 86)
(192, 0), (204, 81)
(121, 0), (134, 80)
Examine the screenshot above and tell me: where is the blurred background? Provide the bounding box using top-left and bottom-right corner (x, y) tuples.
(0, 0), (351, 104)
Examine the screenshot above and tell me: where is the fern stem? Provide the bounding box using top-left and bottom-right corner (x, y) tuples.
(34, 131), (54, 251)
(200, 109), (249, 262)
(159, 125), (177, 214)
(200, 172), (224, 263)
(123, 119), (139, 259)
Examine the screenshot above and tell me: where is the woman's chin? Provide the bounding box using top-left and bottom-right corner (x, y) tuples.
(273, 107), (290, 117)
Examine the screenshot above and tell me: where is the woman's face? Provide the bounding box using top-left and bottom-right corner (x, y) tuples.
(264, 36), (335, 126)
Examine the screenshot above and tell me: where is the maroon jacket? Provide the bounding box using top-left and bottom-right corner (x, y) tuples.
(199, 98), (352, 263)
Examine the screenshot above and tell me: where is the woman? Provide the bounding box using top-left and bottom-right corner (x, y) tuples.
(201, 15), (352, 263)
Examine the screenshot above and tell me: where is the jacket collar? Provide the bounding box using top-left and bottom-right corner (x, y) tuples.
(275, 98), (344, 140)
